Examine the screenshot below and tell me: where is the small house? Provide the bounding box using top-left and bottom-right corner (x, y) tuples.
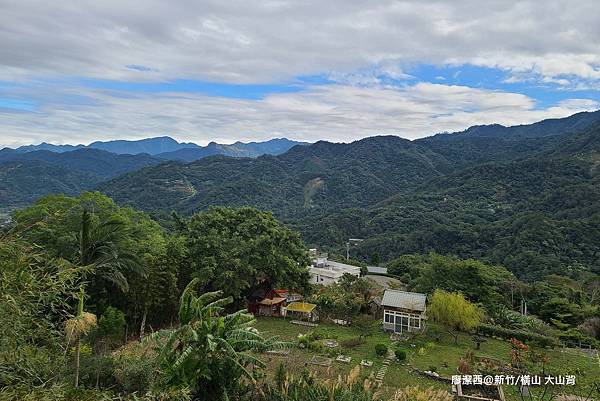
(285, 301), (318, 322)
(381, 289), (427, 334)
(247, 289), (304, 318)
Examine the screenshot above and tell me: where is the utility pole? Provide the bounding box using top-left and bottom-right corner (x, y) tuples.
(346, 238), (363, 260)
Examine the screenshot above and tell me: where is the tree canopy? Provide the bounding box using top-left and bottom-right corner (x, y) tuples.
(183, 207), (311, 304)
(427, 290), (484, 344)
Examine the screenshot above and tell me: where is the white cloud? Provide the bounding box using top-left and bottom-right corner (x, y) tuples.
(0, 82), (596, 147)
(1, 0), (600, 85)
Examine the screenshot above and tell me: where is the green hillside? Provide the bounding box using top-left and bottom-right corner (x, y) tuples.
(98, 112), (600, 280)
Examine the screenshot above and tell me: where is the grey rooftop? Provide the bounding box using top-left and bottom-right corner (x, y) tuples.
(381, 289), (427, 311)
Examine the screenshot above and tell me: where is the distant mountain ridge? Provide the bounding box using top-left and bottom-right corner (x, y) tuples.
(98, 110), (600, 219)
(0, 137), (309, 207)
(3, 110), (600, 280)
(157, 138), (309, 161)
(6, 136), (309, 159)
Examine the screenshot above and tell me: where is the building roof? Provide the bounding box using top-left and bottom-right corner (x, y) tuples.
(309, 266), (347, 279)
(286, 302), (317, 313)
(367, 265), (388, 275)
(258, 297), (286, 306)
(370, 296), (382, 307)
(381, 289), (426, 311)
(309, 258), (361, 280)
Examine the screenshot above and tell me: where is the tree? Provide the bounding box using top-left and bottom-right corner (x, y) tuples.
(410, 253), (515, 309)
(0, 237), (80, 387)
(65, 288), (97, 387)
(96, 306), (126, 345)
(427, 290), (483, 344)
(370, 252), (380, 266)
(152, 278), (283, 400)
(353, 314), (377, 338)
(339, 274), (375, 305)
(13, 192), (165, 316)
(184, 207), (311, 305)
(79, 208), (143, 295)
(309, 276), (371, 323)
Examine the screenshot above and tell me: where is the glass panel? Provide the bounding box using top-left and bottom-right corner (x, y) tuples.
(384, 312), (392, 323)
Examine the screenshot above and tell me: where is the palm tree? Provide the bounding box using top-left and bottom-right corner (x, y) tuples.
(152, 278), (284, 401)
(65, 287), (97, 388)
(79, 209), (143, 293)
(64, 209), (143, 386)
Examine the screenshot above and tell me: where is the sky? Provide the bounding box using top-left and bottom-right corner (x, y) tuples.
(1, 0), (599, 148)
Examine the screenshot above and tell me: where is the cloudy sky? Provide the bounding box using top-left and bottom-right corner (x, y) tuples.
(1, 0), (599, 147)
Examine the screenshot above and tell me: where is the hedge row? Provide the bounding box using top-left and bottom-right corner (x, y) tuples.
(477, 324), (559, 348)
(558, 331), (599, 349)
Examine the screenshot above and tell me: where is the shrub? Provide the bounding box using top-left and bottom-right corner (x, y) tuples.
(307, 341), (324, 353)
(558, 329), (599, 348)
(307, 330), (325, 341)
(458, 358), (471, 374)
(494, 307), (554, 335)
(375, 343), (388, 357)
(395, 349), (407, 361)
(341, 337), (365, 348)
(275, 362), (286, 390)
(428, 365), (438, 373)
(97, 307), (126, 345)
(112, 344), (157, 394)
(297, 334), (310, 348)
(393, 386), (453, 401)
(477, 324), (559, 348)
(77, 354), (116, 389)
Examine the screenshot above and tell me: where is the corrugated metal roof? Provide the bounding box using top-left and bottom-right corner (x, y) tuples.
(286, 302), (317, 313)
(367, 266), (388, 274)
(381, 289), (426, 311)
(258, 297), (286, 305)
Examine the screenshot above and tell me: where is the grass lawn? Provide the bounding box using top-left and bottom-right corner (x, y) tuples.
(255, 317), (600, 401)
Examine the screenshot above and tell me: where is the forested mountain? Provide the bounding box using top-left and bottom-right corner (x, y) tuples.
(100, 112), (600, 219)
(88, 136), (197, 155)
(2, 111), (599, 278)
(0, 148), (162, 179)
(99, 135), (449, 215)
(0, 149), (162, 205)
(298, 122), (600, 279)
(0, 160), (98, 205)
(0, 138), (308, 207)
(12, 142), (85, 153)
(99, 111), (600, 280)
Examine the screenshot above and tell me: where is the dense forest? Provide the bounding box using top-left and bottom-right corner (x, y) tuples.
(0, 138), (305, 205)
(2, 192), (599, 401)
(96, 111), (600, 281)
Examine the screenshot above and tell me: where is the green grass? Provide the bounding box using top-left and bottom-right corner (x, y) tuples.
(255, 317), (600, 401)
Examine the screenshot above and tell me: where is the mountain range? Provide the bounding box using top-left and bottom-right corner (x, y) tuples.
(5, 136), (307, 157)
(0, 137), (307, 205)
(2, 110), (599, 279)
(100, 110), (600, 216)
(97, 110), (600, 280)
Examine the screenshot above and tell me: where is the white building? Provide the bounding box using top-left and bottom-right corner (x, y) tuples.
(308, 254), (361, 285)
(381, 289), (427, 334)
